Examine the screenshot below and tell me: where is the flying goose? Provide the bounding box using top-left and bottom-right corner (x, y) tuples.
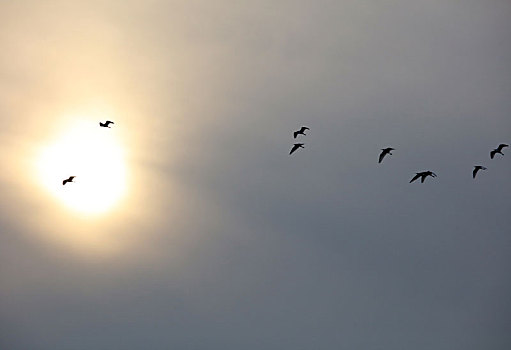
(472, 165), (487, 179)
(490, 144), (508, 159)
(378, 147), (395, 163)
(62, 176), (75, 185)
(99, 120), (115, 128)
(409, 171), (437, 183)
(289, 143), (304, 155)
(293, 126), (310, 138)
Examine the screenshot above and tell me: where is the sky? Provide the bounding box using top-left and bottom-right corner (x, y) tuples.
(1, 0), (510, 349)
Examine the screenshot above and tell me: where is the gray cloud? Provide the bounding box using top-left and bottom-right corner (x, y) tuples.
(1, 0), (510, 349)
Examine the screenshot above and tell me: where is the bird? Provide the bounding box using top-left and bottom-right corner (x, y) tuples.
(289, 143), (304, 155)
(378, 147), (395, 163)
(99, 120), (115, 128)
(62, 176), (75, 185)
(409, 171), (437, 183)
(293, 126), (310, 138)
(472, 165), (487, 179)
(490, 144), (508, 159)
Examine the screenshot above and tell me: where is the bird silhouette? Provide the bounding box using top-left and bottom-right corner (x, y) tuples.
(472, 166), (487, 179)
(378, 147), (394, 163)
(62, 176), (75, 185)
(99, 120), (115, 128)
(289, 143), (304, 155)
(293, 126), (310, 138)
(409, 171), (437, 183)
(490, 144), (508, 159)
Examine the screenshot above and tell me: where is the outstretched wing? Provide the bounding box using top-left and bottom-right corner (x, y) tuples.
(409, 174), (420, 183)
(490, 150), (496, 159)
(106, 120), (114, 126)
(497, 143), (509, 152)
(420, 174), (427, 183)
(378, 151), (386, 163)
(293, 131), (299, 139)
(472, 168), (478, 179)
(289, 144), (299, 155)
(301, 126), (310, 132)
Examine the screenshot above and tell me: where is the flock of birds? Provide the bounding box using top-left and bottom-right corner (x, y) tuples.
(289, 126), (310, 155)
(61, 120), (114, 186)
(289, 126), (508, 183)
(62, 122), (507, 186)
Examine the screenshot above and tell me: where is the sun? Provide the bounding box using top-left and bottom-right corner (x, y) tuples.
(36, 119), (127, 215)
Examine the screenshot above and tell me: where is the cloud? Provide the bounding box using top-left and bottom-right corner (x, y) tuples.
(0, 0), (510, 349)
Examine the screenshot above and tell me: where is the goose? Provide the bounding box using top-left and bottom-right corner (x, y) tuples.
(409, 171), (436, 183)
(472, 166), (487, 179)
(289, 143), (304, 155)
(490, 144), (508, 159)
(99, 120), (115, 128)
(378, 147), (394, 163)
(62, 176), (75, 185)
(293, 126), (310, 138)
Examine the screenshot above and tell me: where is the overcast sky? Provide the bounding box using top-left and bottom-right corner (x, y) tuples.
(1, 1), (510, 349)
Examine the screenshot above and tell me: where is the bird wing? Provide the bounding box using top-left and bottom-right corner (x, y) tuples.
(420, 174), (426, 183)
(301, 127), (310, 132)
(497, 144), (509, 151)
(409, 174), (420, 183)
(62, 179), (68, 185)
(289, 144), (299, 155)
(378, 151), (386, 163)
(490, 150), (496, 159)
(473, 168), (478, 178)
(293, 131), (299, 139)
(106, 120), (114, 125)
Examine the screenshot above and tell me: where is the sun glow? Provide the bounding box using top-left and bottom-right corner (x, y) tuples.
(37, 119), (127, 215)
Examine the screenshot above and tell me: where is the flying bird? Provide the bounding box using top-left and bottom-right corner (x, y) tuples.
(62, 176), (75, 185)
(378, 147), (395, 163)
(409, 171), (437, 183)
(99, 120), (115, 128)
(472, 165), (487, 179)
(293, 126), (310, 138)
(490, 144), (508, 159)
(289, 143), (304, 155)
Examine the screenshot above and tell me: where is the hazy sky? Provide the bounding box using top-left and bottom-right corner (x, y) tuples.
(1, 1), (510, 349)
